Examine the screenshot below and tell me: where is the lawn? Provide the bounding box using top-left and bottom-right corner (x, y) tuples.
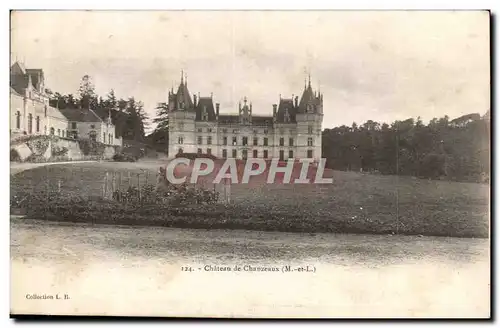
(10, 160), (490, 238)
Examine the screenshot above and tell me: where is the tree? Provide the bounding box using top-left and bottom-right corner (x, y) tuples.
(153, 102), (169, 132)
(78, 75), (97, 110)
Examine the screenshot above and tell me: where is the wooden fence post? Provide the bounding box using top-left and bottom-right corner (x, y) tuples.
(112, 172), (116, 197)
(137, 173), (141, 202)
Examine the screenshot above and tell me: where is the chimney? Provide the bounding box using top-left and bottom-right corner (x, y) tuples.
(295, 96), (298, 107)
(216, 103), (220, 117)
(273, 104), (277, 117)
(193, 94), (197, 107)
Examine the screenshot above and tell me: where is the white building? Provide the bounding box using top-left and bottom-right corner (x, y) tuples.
(10, 61), (122, 146)
(168, 74), (323, 161)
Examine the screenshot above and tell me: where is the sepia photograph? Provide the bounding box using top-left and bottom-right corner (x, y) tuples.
(9, 10), (491, 318)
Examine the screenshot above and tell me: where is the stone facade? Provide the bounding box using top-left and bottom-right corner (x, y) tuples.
(10, 61), (122, 147)
(168, 75), (323, 161)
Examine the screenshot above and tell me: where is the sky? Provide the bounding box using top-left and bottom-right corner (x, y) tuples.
(11, 11), (490, 133)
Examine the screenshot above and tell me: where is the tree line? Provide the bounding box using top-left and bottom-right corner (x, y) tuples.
(322, 112), (490, 183)
(46, 75), (149, 142)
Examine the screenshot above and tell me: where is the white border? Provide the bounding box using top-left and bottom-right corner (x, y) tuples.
(2, 1), (497, 327)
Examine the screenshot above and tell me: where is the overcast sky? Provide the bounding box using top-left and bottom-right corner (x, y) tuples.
(11, 11), (489, 132)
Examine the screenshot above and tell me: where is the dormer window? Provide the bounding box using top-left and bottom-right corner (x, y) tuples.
(284, 108), (290, 123)
(202, 106), (208, 121)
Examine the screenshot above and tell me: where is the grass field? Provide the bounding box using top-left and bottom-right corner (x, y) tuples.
(10, 160), (490, 238)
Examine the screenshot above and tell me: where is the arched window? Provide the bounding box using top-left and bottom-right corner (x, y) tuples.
(108, 133), (111, 144)
(28, 114), (33, 134)
(57, 129), (61, 136)
(50, 127), (54, 135)
(36, 116), (40, 132)
(62, 130), (65, 138)
(103, 132), (106, 144)
(15, 111), (20, 129)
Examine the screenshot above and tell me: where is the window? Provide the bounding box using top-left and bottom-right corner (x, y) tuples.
(263, 150), (268, 159)
(307, 137), (313, 146)
(279, 150), (284, 161)
(89, 130), (97, 142)
(308, 125), (313, 134)
(263, 138), (268, 146)
(15, 111), (20, 129)
(36, 116), (40, 132)
(253, 149), (258, 158)
(222, 128), (227, 134)
(71, 122), (77, 129)
(178, 147), (183, 154)
(222, 149), (227, 158)
(242, 136), (248, 146)
(242, 149), (248, 160)
(207, 128), (212, 133)
(279, 137), (284, 146)
(232, 136), (237, 145)
(253, 137), (258, 146)
(90, 124), (95, 129)
(307, 150), (313, 158)
(289, 150), (294, 159)
(207, 136), (212, 145)
(223, 136), (228, 145)
(284, 108), (290, 123)
(178, 136), (184, 144)
(103, 132), (106, 143)
(264, 129), (268, 134)
(198, 136), (203, 145)
(62, 130), (65, 138)
(50, 127), (55, 135)
(28, 114), (32, 134)
(207, 148), (212, 155)
(198, 128), (203, 133)
(57, 129), (60, 136)
(232, 149), (237, 158)
(197, 148), (202, 154)
(111, 134), (113, 140)
(289, 138), (294, 146)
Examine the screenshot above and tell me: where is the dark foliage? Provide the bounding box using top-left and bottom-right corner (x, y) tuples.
(322, 115), (490, 183)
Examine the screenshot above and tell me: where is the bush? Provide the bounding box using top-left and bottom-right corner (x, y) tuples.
(10, 149), (21, 162)
(51, 145), (69, 157)
(175, 152), (218, 160)
(113, 153), (137, 162)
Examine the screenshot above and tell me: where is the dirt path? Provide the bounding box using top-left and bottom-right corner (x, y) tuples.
(10, 219), (490, 318)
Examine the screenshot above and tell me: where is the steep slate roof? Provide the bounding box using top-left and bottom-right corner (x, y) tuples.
(10, 87), (23, 97)
(252, 115), (274, 126)
(195, 97), (217, 121)
(297, 82), (322, 114)
(10, 62), (45, 95)
(26, 69), (44, 90)
(59, 108), (103, 123)
(276, 98), (297, 123)
(47, 106), (68, 120)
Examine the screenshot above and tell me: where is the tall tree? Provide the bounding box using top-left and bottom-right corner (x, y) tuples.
(78, 75), (97, 110)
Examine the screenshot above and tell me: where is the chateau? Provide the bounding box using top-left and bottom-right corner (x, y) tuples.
(10, 61), (122, 146)
(168, 74), (323, 161)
